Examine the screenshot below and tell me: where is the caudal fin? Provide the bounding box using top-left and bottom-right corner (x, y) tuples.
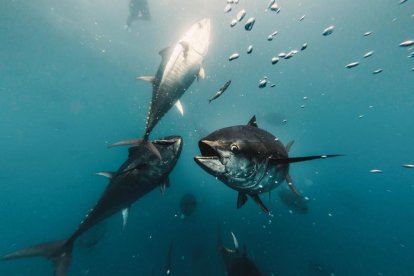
(0, 239), (74, 276)
(108, 138), (162, 159)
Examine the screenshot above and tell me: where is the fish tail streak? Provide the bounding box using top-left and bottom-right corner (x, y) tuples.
(0, 239), (74, 276)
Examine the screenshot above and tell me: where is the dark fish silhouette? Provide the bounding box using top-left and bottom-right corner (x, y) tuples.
(208, 80), (231, 103)
(179, 193), (197, 217)
(0, 136), (183, 276)
(112, 19), (210, 159)
(194, 116), (341, 213)
(126, 0), (150, 28)
(217, 226), (261, 276)
(278, 187), (309, 214)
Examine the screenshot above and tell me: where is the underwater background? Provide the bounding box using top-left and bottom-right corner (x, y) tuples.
(1, 0), (414, 275)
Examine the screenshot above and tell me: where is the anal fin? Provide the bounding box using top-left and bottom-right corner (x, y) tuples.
(122, 208), (129, 230)
(250, 194), (269, 214)
(237, 192), (248, 209)
(286, 174), (301, 196)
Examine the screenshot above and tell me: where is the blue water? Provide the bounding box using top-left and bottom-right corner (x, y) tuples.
(1, 0), (414, 275)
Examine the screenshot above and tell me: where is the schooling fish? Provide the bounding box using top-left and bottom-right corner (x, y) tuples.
(194, 116), (340, 213)
(209, 80), (232, 103)
(112, 19), (210, 158)
(0, 136), (183, 276)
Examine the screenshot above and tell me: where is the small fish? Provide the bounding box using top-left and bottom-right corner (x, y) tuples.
(370, 169), (383, 173)
(245, 17), (255, 31)
(399, 40), (414, 47)
(301, 43), (308, 51)
(322, 25), (335, 36)
(270, 83), (276, 87)
(208, 80), (231, 104)
(230, 19), (237, 27)
(284, 50), (298, 59)
(372, 69), (383, 74)
(408, 52), (414, 58)
(258, 79), (267, 88)
(399, 0), (408, 4)
(402, 164), (414, 168)
(247, 45), (253, 54)
(271, 57), (279, 64)
(345, 61), (360, 69)
(229, 53), (239, 61)
(224, 4), (232, 13)
(363, 31), (372, 36)
(266, 0), (276, 11)
(299, 15), (306, 21)
(278, 52), (287, 58)
(236, 9), (246, 22)
(363, 51), (374, 58)
(267, 35), (274, 41)
(270, 3), (281, 13)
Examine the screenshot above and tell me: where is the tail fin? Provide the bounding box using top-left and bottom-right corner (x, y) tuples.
(0, 239), (74, 276)
(108, 138), (162, 160)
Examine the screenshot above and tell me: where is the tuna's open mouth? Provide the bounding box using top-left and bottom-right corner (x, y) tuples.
(194, 140), (225, 174)
(198, 140), (219, 158)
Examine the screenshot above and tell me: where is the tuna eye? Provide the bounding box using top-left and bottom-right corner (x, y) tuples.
(230, 144), (239, 153)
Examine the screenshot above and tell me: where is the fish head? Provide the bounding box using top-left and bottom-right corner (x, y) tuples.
(194, 126), (272, 192)
(126, 135), (183, 176)
(182, 18), (210, 56)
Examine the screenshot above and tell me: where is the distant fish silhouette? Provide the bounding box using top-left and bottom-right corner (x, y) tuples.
(179, 193), (197, 217)
(126, 0), (150, 28)
(278, 187), (309, 214)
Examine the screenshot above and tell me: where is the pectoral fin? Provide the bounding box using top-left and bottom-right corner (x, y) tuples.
(95, 171), (115, 179)
(160, 177), (170, 194)
(136, 76), (155, 83)
(230, 232), (239, 250)
(197, 67), (205, 80)
(250, 194), (269, 214)
(175, 100), (184, 116)
(180, 41), (189, 58)
(237, 192), (248, 209)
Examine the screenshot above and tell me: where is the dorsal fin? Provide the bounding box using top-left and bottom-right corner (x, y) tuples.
(179, 41), (189, 58)
(285, 140), (295, 152)
(250, 194), (269, 214)
(159, 46), (172, 58)
(247, 115), (258, 127)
